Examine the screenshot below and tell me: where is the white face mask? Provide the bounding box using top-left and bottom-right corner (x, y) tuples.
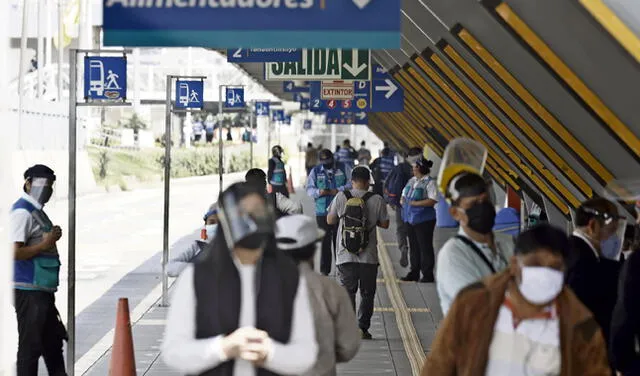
(202, 224), (217, 242)
(518, 265), (564, 305)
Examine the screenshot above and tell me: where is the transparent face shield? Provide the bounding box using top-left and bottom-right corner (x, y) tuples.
(218, 190), (275, 250)
(437, 138), (488, 201)
(600, 218), (628, 261)
(29, 177), (55, 205)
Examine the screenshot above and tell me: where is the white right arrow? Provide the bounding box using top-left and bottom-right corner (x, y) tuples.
(356, 112), (367, 120)
(375, 79), (398, 99)
(342, 49), (368, 77)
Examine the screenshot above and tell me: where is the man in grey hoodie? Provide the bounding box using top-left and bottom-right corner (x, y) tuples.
(276, 214), (361, 376)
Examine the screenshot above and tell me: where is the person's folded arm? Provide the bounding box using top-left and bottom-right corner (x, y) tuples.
(263, 275), (318, 375)
(167, 242), (200, 278)
(411, 199), (437, 207)
(161, 266), (227, 374)
(276, 193), (303, 215)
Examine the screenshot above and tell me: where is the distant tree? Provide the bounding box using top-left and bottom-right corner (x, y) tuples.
(122, 113), (147, 133)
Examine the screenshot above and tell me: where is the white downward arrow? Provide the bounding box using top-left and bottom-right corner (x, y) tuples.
(356, 112), (367, 120)
(375, 79), (398, 99)
(352, 0), (371, 9)
(342, 49), (368, 77)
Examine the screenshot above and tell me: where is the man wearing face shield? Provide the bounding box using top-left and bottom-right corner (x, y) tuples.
(434, 139), (514, 315)
(306, 149), (350, 276)
(162, 183), (318, 376)
(422, 224), (611, 376)
(166, 203), (219, 277)
(10, 164), (67, 376)
(566, 198), (625, 372)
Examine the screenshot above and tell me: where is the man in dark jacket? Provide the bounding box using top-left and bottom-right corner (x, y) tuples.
(566, 198), (624, 373)
(610, 222), (640, 375)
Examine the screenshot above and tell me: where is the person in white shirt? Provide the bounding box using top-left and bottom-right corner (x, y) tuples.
(166, 203), (218, 277)
(162, 183), (318, 376)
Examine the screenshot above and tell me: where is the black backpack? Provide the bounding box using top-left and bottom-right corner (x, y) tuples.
(340, 191), (374, 254)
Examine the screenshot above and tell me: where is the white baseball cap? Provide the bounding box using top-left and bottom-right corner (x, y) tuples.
(275, 215), (325, 250)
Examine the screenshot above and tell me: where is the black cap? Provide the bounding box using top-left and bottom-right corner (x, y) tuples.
(24, 164), (56, 181)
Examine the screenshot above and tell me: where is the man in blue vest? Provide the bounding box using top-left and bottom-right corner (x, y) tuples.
(306, 149), (350, 276)
(335, 139), (356, 181)
(10, 165), (67, 376)
(268, 145), (289, 197)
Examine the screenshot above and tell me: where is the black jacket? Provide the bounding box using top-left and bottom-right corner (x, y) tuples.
(566, 235), (622, 355)
(610, 250), (640, 374)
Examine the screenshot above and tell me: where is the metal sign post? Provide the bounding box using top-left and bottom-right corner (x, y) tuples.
(217, 85), (245, 188)
(249, 101), (254, 168)
(69, 48), (132, 376)
(161, 75), (206, 307)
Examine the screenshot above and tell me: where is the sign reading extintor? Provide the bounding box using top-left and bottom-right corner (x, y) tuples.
(175, 80), (203, 109)
(224, 87), (245, 108)
(84, 56), (127, 101)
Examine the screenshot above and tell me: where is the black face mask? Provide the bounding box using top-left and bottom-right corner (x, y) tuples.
(31, 186), (53, 205)
(322, 160), (333, 169)
(464, 201), (495, 235)
(236, 233), (268, 250)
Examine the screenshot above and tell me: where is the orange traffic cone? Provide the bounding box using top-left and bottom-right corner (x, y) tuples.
(287, 167), (295, 194)
(109, 298), (137, 376)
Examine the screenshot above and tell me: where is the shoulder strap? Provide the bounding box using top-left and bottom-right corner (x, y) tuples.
(343, 190), (352, 200)
(454, 235), (496, 274)
(362, 192), (374, 202)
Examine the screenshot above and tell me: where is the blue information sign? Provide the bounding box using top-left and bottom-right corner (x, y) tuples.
(303, 119), (312, 130)
(103, 1), (401, 49)
(300, 98), (310, 110)
(271, 109), (285, 122)
(224, 87), (245, 108)
(284, 115), (292, 125)
(310, 81), (370, 113)
(255, 101), (270, 116)
(84, 56), (127, 101)
(293, 93), (303, 102)
(283, 81), (309, 93)
(371, 64), (404, 112)
(227, 48), (302, 63)
(175, 80), (203, 109)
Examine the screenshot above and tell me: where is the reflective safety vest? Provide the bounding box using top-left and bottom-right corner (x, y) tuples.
(336, 147), (355, 166)
(402, 176), (436, 225)
(270, 157), (286, 186)
(12, 198), (61, 292)
(312, 164), (347, 216)
(379, 156), (395, 180)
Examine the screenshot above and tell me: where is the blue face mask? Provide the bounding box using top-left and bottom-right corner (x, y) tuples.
(601, 235), (622, 261)
(202, 224), (218, 242)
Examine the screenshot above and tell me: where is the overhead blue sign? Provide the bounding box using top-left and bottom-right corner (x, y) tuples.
(175, 80), (203, 109)
(354, 112), (368, 125)
(255, 101), (270, 116)
(371, 64), (404, 112)
(293, 93), (303, 102)
(310, 81), (370, 113)
(303, 119), (312, 130)
(103, 1), (401, 49)
(283, 81), (309, 93)
(284, 115), (292, 125)
(224, 87), (245, 108)
(227, 48), (302, 63)
(84, 56), (127, 101)
(300, 98), (310, 110)
(271, 109), (285, 122)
